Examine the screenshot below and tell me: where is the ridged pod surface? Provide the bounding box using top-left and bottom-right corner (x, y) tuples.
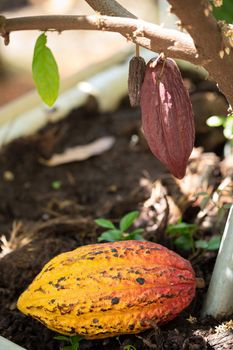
(140, 56), (195, 179)
(17, 240), (196, 339)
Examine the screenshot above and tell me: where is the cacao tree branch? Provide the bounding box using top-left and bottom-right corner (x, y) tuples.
(83, 0), (156, 54)
(84, 0), (136, 18)
(167, 0), (233, 108)
(0, 0), (233, 106)
(0, 15), (198, 63)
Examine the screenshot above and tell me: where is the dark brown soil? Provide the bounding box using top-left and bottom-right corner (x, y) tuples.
(0, 87), (232, 349)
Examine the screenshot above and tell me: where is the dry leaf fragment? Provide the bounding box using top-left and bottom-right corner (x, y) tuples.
(41, 136), (115, 167)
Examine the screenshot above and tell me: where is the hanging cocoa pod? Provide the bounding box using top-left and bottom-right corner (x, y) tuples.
(140, 55), (195, 179)
(128, 56), (146, 107)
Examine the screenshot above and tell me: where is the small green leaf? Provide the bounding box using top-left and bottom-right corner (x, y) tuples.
(206, 115), (224, 127)
(71, 335), (83, 342)
(54, 335), (82, 350)
(199, 195), (211, 210)
(223, 117), (233, 140)
(98, 230), (122, 242)
(196, 191), (208, 196)
(95, 218), (116, 229)
(174, 235), (194, 251)
(123, 346), (137, 350)
(207, 235), (221, 250)
(130, 228), (144, 236)
(32, 33), (59, 107)
(126, 228), (144, 241)
(166, 222), (197, 236)
(223, 203), (232, 209)
(217, 206), (226, 224)
(127, 232), (144, 241)
(195, 236), (221, 251)
(120, 211), (139, 232)
(51, 180), (62, 190)
(195, 239), (208, 249)
(54, 336), (70, 341)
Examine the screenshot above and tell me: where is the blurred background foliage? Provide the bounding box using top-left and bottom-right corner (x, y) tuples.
(212, 0), (233, 23)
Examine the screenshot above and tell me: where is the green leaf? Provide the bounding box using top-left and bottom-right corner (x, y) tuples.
(207, 235), (221, 250)
(32, 33), (59, 107)
(223, 203), (232, 209)
(195, 236), (221, 251)
(51, 180), (62, 190)
(195, 239), (209, 249)
(217, 206), (226, 224)
(54, 335), (82, 350)
(222, 115), (233, 126)
(119, 211), (139, 232)
(98, 230), (122, 242)
(130, 228), (144, 236)
(199, 195), (211, 210)
(211, 0), (233, 23)
(166, 222), (197, 236)
(95, 218), (116, 229)
(128, 233), (145, 241)
(71, 335), (83, 346)
(54, 336), (70, 341)
(223, 117), (233, 140)
(196, 191), (208, 196)
(123, 346), (137, 350)
(206, 116), (224, 127)
(174, 235), (194, 251)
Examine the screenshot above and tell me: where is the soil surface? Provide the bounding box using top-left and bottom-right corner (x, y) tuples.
(0, 81), (233, 349)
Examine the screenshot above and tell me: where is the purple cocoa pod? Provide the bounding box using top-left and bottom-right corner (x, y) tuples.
(140, 56), (195, 179)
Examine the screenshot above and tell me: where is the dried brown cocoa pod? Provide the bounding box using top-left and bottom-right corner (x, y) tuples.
(128, 55), (146, 107)
(140, 55), (195, 179)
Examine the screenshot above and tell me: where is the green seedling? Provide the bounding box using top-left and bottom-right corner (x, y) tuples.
(166, 219), (198, 252)
(195, 235), (221, 250)
(206, 114), (233, 140)
(123, 345), (137, 350)
(95, 211), (144, 242)
(54, 335), (83, 350)
(51, 180), (62, 190)
(167, 218), (221, 252)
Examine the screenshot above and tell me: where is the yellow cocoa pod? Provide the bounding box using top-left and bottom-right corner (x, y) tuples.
(17, 240), (196, 339)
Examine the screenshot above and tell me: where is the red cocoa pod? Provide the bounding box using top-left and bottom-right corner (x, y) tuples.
(128, 56), (146, 107)
(140, 56), (195, 179)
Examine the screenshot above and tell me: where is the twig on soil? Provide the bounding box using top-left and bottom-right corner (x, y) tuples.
(0, 221), (22, 257)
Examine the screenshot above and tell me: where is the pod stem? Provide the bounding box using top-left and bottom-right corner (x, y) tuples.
(158, 53), (166, 80)
(135, 44), (140, 57)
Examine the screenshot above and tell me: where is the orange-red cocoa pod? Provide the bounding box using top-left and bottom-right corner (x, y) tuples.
(17, 240), (196, 339)
(140, 56), (195, 179)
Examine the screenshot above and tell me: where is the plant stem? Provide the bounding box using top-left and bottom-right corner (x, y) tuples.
(135, 44), (140, 57)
